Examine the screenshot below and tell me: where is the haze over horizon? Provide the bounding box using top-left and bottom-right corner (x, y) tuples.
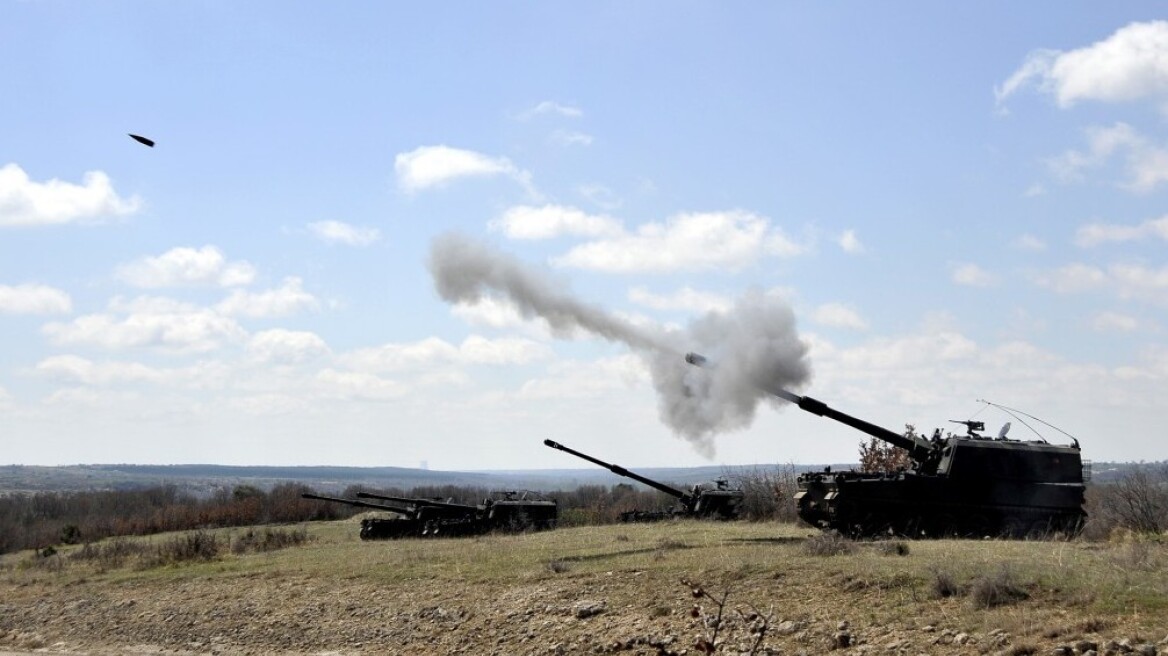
(3, 4), (1168, 470)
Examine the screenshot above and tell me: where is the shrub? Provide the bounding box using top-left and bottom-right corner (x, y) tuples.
(930, 569), (962, 599)
(969, 566), (1028, 609)
(802, 532), (855, 556)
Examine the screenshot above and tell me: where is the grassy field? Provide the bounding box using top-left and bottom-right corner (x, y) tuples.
(2, 519), (1167, 654)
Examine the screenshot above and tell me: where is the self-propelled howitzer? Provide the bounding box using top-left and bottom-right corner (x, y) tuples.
(543, 439), (743, 520)
(683, 352), (1087, 538)
(300, 493), (424, 539)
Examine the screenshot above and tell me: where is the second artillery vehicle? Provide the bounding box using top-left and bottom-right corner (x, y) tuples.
(303, 490), (558, 539)
(543, 439), (744, 521)
(684, 352), (1088, 538)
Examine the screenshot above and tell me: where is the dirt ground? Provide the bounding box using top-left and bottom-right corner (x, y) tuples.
(2, 523), (1168, 655)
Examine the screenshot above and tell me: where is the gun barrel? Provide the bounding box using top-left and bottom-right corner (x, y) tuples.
(301, 493), (415, 517)
(543, 439), (692, 502)
(356, 492), (478, 511)
(683, 352), (935, 461)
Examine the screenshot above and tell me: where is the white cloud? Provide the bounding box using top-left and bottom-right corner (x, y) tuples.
(216, 277), (319, 318)
(307, 220), (381, 246)
(42, 296), (246, 353)
(0, 283), (72, 314)
(1036, 262), (1168, 303)
(996, 21), (1168, 108)
(627, 286), (732, 313)
(1012, 234), (1047, 251)
(0, 163), (141, 227)
(838, 229), (865, 254)
(811, 303), (869, 331)
(32, 355), (192, 387)
(247, 329), (331, 364)
(490, 204), (622, 240)
(517, 101), (583, 119)
(450, 297), (553, 338)
(576, 184), (623, 210)
(116, 246), (256, 289)
(553, 210), (806, 273)
(394, 145), (535, 195)
(1024, 183), (1047, 197)
(1090, 311), (1145, 333)
(516, 355), (647, 401)
(1047, 123), (1168, 192)
(340, 335), (552, 372)
(315, 369), (408, 401)
(550, 130), (594, 146)
(951, 263), (998, 288)
(1075, 214), (1168, 246)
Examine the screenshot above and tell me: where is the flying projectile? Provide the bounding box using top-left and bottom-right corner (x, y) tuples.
(128, 134), (155, 147)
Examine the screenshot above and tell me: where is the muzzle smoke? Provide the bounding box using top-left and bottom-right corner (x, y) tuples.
(428, 234), (811, 457)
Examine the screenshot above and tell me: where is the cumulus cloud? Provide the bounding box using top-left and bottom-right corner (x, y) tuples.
(1012, 234), (1047, 251)
(247, 329), (331, 364)
(450, 297), (553, 338)
(838, 229), (865, 254)
(1076, 214), (1168, 246)
(552, 210), (806, 273)
(116, 246), (256, 289)
(394, 145), (535, 195)
(490, 204), (622, 240)
(1090, 311), (1145, 333)
(627, 286), (732, 314)
(0, 163), (141, 227)
(315, 369), (407, 401)
(516, 355), (648, 401)
(1047, 123), (1168, 192)
(0, 283), (72, 314)
(216, 277), (319, 318)
(307, 220), (381, 246)
(517, 100), (583, 119)
(811, 303), (869, 331)
(35, 355), (169, 386)
(339, 335), (552, 373)
(952, 263), (998, 288)
(576, 184), (622, 210)
(42, 296), (246, 353)
(996, 21), (1168, 108)
(1036, 262), (1168, 303)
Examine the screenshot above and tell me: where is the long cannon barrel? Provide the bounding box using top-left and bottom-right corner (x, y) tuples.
(301, 493), (416, 517)
(355, 492), (478, 512)
(543, 439), (693, 503)
(683, 352), (936, 462)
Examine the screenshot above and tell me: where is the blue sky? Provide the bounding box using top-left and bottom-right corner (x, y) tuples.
(3, 3), (1168, 469)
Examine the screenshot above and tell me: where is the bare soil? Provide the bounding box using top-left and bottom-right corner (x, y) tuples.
(2, 521), (1167, 655)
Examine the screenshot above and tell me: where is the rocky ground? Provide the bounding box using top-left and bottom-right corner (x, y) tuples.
(2, 522), (1167, 655)
(3, 569), (1168, 655)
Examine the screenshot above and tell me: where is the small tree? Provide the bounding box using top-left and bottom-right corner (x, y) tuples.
(858, 424), (915, 473)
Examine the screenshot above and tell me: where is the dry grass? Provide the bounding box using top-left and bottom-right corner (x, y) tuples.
(3, 518), (1168, 642)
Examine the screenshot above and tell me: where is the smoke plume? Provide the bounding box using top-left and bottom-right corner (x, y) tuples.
(428, 234), (811, 456)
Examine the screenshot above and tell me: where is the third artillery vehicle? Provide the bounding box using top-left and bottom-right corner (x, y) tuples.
(543, 439), (743, 520)
(304, 490), (558, 539)
(684, 352), (1088, 538)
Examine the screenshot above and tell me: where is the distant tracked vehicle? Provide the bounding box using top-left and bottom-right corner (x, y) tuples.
(303, 490), (558, 539)
(543, 439), (743, 521)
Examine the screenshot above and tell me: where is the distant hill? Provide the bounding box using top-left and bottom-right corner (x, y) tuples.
(0, 460), (1150, 497)
(0, 462), (828, 497)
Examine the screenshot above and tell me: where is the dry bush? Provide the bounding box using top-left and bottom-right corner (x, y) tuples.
(143, 530), (221, 568)
(230, 526), (311, 554)
(875, 540), (910, 556)
(1085, 465), (1168, 539)
(730, 465), (800, 522)
(969, 566), (1029, 609)
(930, 569), (962, 599)
(546, 560), (570, 574)
(802, 532), (855, 556)
(69, 538), (149, 570)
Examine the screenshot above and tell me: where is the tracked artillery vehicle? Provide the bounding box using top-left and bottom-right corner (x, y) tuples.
(683, 353), (1087, 538)
(300, 493), (427, 539)
(543, 439), (743, 521)
(358, 491), (559, 535)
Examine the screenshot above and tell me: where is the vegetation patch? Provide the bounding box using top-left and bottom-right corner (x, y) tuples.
(802, 531), (855, 556)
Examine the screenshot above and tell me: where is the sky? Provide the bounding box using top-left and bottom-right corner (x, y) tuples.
(3, 3), (1168, 470)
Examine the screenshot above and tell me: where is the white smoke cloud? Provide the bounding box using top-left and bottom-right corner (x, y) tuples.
(428, 234), (812, 456)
